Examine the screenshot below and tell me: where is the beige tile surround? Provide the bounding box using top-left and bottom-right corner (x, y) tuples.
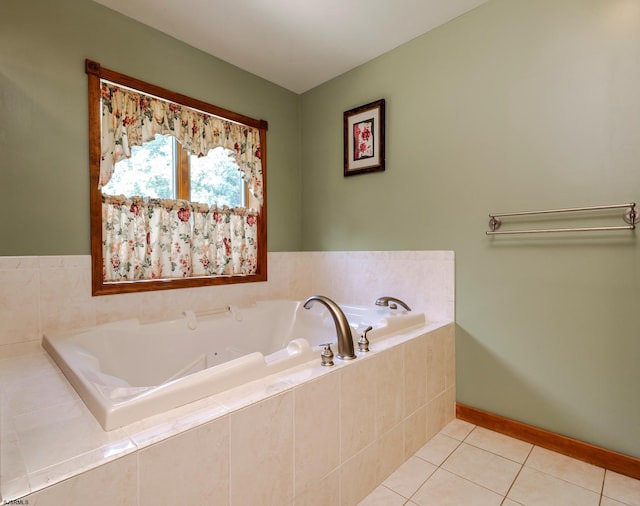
(3, 323), (455, 505)
(0, 251), (455, 505)
(0, 251), (454, 348)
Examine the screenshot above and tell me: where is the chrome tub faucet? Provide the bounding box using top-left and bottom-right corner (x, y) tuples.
(303, 295), (356, 360)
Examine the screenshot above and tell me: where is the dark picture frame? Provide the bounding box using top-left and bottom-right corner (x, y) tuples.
(343, 99), (385, 176)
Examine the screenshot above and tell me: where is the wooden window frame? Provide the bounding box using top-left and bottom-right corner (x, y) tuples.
(176, 143), (190, 201)
(86, 59), (268, 296)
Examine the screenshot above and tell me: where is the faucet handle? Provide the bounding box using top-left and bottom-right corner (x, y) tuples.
(320, 343), (334, 366)
(358, 326), (373, 352)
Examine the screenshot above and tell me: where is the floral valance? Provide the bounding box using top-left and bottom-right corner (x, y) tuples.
(100, 81), (263, 203)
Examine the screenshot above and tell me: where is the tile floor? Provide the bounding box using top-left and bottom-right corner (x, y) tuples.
(360, 419), (640, 506)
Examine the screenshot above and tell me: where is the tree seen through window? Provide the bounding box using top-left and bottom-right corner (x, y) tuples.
(102, 134), (244, 208)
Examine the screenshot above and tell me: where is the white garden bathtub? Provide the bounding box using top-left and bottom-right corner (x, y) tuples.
(42, 299), (425, 430)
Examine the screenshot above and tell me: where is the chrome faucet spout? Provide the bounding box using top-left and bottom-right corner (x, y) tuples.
(303, 295), (356, 360)
(375, 296), (412, 311)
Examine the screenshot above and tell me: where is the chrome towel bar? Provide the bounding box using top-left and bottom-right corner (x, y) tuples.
(487, 203), (637, 235)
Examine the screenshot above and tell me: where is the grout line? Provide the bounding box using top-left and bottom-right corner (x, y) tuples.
(462, 424), (477, 441)
(403, 471), (433, 505)
(501, 444), (534, 503)
(437, 440), (462, 469)
(462, 441), (530, 465)
(500, 495), (526, 506)
(598, 470), (607, 506)
(433, 466), (508, 502)
(136, 450), (141, 506)
(522, 444), (608, 498)
(401, 478), (425, 503)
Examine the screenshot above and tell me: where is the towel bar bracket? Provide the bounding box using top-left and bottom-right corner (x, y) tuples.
(624, 207), (639, 225)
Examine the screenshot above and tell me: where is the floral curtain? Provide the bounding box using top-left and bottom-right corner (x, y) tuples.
(102, 194), (258, 281)
(100, 81), (263, 203)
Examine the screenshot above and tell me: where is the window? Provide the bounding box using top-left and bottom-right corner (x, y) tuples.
(188, 147), (246, 208)
(102, 135), (246, 208)
(86, 60), (268, 295)
(102, 134), (176, 200)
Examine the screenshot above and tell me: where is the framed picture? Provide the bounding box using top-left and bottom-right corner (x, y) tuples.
(343, 99), (385, 176)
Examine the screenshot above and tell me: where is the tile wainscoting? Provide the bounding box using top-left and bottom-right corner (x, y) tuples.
(0, 251), (454, 348)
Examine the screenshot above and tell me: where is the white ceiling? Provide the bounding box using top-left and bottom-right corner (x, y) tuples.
(93, 0), (489, 94)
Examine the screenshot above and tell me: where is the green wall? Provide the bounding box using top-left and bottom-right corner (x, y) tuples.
(300, 0), (640, 457)
(0, 0), (302, 254)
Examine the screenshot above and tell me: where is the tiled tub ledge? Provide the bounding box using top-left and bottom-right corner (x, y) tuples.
(0, 320), (455, 505)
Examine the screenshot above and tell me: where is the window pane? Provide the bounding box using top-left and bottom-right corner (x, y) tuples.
(102, 134), (175, 198)
(189, 147), (244, 208)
